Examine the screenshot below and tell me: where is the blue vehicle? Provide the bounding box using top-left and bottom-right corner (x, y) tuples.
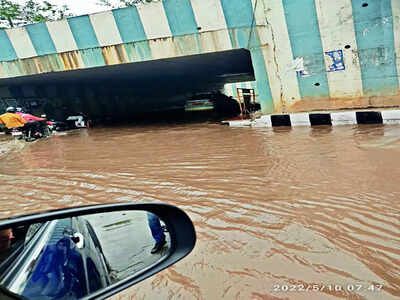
(0, 203), (196, 300)
(0, 218), (110, 299)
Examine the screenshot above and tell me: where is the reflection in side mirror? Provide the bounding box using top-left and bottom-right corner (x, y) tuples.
(0, 211), (171, 300)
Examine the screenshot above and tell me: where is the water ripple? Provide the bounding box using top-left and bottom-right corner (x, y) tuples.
(1, 124), (399, 299)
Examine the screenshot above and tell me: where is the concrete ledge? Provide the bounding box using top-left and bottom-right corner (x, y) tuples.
(331, 111), (357, 126)
(222, 110), (400, 127)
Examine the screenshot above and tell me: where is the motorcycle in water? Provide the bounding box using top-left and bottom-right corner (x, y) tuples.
(10, 120), (52, 142)
(51, 115), (88, 132)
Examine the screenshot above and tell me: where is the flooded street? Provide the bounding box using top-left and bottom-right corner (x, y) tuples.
(0, 123), (399, 300)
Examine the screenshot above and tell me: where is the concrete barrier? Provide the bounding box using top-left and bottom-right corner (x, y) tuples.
(223, 110), (400, 127)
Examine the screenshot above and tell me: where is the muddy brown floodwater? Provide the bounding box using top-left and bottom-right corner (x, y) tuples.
(0, 123), (399, 300)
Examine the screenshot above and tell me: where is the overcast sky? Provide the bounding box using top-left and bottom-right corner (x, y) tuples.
(15, 0), (115, 16)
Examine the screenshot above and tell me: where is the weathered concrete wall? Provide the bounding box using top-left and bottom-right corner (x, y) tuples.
(0, 0), (399, 114)
(225, 0), (400, 113)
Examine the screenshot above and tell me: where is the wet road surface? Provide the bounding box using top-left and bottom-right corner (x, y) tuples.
(0, 123), (399, 300)
(84, 211), (170, 282)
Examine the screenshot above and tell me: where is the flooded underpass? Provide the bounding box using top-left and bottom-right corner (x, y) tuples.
(0, 123), (399, 300)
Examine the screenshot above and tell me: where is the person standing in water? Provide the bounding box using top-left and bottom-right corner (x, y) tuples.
(147, 213), (166, 254)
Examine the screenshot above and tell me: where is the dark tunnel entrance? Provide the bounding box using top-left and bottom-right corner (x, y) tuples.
(0, 49), (255, 125)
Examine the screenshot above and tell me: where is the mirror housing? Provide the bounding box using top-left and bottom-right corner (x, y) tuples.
(0, 203), (196, 300)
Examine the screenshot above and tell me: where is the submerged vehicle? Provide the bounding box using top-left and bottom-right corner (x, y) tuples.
(51, 115), (89, 132)
(9, 120), (52, 142)
(184, 99), (215, 112)
(184, 92), (242, 120)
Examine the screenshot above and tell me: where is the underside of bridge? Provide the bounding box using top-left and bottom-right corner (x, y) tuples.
(0, 49), (254, 123)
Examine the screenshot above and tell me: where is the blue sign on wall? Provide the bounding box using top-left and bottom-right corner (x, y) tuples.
(325, 50), (345, 72)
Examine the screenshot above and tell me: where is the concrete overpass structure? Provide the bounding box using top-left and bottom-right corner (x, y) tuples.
(0, 0), (399, 120)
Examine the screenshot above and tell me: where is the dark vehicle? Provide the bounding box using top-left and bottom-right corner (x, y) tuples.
(51, 115), (88, 132)
(184, 92), (241, 120)
(0, 203), (195, 300)
(8, 120), (51, 142)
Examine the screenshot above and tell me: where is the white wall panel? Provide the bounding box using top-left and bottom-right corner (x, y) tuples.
(251, 0), (267, 26)
(5, 27), (37, 59)
(392, 0), (400, 87)
(191, 0), (228, 32)
(137, 2), (172, 39)
(315, 0), (363, 98)
(90, 11), (122, 46)
(46, 19), (78, 53)
(259, 0), (301, 112)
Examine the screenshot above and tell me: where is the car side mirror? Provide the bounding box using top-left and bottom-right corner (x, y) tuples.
(0, 203), (196, 300)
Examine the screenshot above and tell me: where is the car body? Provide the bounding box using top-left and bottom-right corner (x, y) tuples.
(0, 203), (196, 300)
(0, 217), (110, 299)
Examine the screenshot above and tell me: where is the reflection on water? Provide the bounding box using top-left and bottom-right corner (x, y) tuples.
(0, 124), (399, 299)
